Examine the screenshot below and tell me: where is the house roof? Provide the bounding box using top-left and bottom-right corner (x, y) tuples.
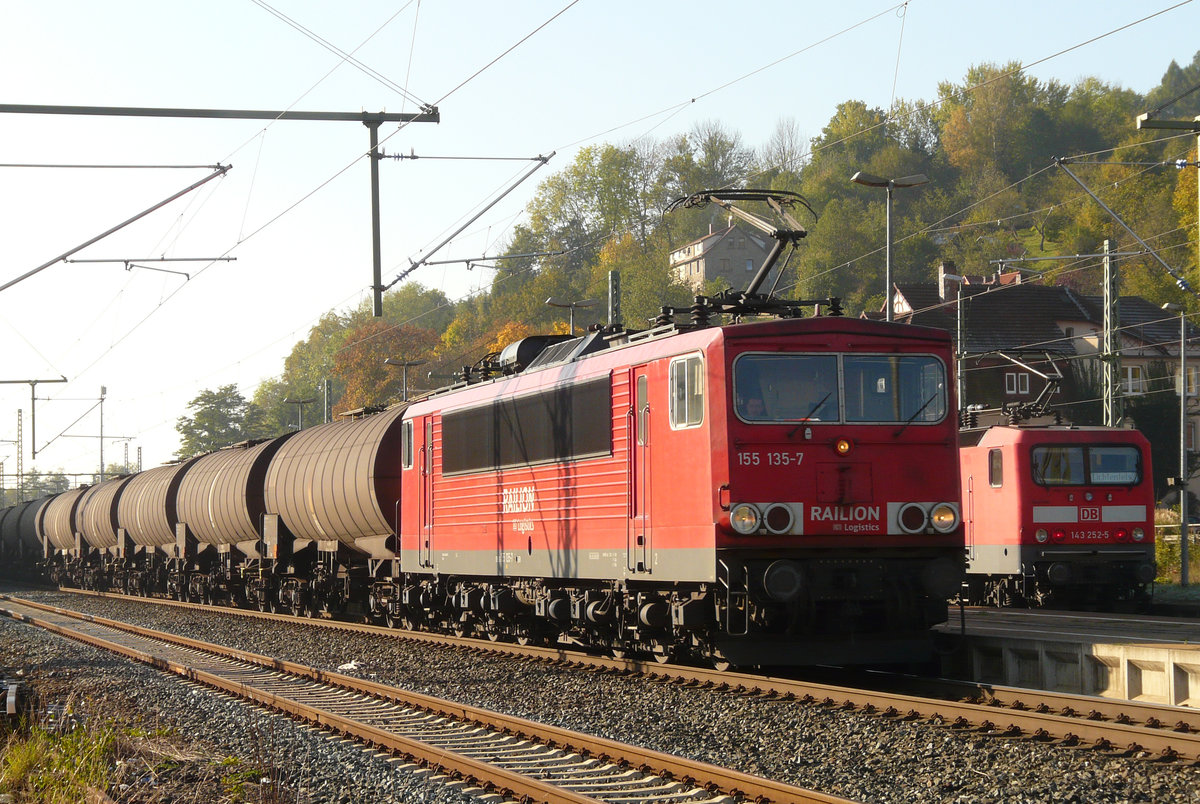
(895, 282), (1097, 356)
(671, 224), (771, 264)
(893, 280), (1200, 358)
(1088, 294), (1200, 355)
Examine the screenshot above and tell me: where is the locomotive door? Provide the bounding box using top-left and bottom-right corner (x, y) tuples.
(419, 418), (434, 568)
(627, 368), (651, 572)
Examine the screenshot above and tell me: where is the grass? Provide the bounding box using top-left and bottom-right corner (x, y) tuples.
(1154, 507), (1200, 588)
(0, 700), (116, 803)
(0, 695), (293, 803)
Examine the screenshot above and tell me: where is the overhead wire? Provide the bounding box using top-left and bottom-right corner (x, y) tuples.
(12, 3), (1195, 466)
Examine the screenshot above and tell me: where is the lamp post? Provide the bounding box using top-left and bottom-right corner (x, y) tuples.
(545, 296), (598, 335)
(282, 397), (316, 430)
(850, 171), (929, 322)
(1165, 302), (1191, 585)
(383, 358), (428, 402)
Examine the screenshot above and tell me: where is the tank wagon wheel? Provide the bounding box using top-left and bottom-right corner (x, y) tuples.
(709, 653), (733, 672)
(650, 642), (674, 665)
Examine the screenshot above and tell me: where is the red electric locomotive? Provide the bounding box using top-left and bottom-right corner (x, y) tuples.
(381, 190), (965, 666)
(959, 425), (1157, 607)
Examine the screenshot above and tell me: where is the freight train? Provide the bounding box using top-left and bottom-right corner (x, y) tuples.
(0, 190), (967, 667)
(959, 425), (1157, 607)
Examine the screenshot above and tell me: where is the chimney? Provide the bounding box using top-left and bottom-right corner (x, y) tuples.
(938, 261), (963, 302)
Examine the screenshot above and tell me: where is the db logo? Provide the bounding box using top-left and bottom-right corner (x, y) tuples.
(1080, 507), (1101, 521)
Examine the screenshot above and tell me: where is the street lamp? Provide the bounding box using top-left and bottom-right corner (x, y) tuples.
(282, 397), (316, 430)
(545, 296), (598, 335)
(383, 358), (428, 402)
(850, 171), (929, 322)
(1164, 302), (1191, 585)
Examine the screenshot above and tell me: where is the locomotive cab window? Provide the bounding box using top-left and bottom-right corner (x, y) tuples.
(844, 355), (946, 424)
(669, 355), (704, 429)
(733, 353), (838, 422)
(1031, 444), (1141, 486)
(1088, 446), (1141, 485)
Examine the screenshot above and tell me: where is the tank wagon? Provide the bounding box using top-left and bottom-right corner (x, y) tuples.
(960, 425), (1156, 607)
(20, 189), (968, 667)
(0, 496), (53, 580)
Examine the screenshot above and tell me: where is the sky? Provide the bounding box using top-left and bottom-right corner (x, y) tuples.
(0, 0), (1197, 480)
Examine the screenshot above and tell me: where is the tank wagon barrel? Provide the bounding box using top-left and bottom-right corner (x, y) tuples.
(172, 435), (296, 604)
(264, 406), (406, 559)
(77, 475), (135, 550)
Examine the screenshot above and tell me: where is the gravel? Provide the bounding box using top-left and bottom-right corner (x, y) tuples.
(4, 585), (1199, 803)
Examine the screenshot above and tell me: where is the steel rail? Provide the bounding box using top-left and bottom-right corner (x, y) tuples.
(42, 589), (1200, 760)
(0, 596), (849, 804)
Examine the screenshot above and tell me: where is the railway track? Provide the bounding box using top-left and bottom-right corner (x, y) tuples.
(0, 595), (847, 804)
(21, 589), (1200, 763)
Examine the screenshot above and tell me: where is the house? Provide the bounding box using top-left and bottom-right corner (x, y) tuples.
(669, 224), (775, 292)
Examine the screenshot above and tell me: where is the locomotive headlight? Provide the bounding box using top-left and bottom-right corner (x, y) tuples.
(1051, 528), (1067, 542)
(1115, 528), (1130, 542)
(1132, 527), (1146, 542)
(730, 503), (761, 534)
(762, 503), (794, 535)
(834, 438), (853, 455)
(929, 503), (959, 533)
(897, 502), (928, 534)
(1035, 529), (1049, 543)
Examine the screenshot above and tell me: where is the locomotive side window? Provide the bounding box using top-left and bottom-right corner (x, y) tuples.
(637, 375), (648, 445)
(669, 355), (704, 428)
(1031, 444), (1140, 486)
(989, 449), (1002, 487)
(733, 353), (837, 422)
(441, 377), (613, 475)
(843, 355), (946, 423)
(401, 420), (414, 470)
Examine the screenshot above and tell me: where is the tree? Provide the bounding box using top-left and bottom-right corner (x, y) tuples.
(332, 321), (440, 415)
(21, 469), (72, 498)
(175, 384), (248, 459)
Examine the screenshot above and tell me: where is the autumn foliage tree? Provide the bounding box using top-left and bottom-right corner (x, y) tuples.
(331, 321), (439, 415)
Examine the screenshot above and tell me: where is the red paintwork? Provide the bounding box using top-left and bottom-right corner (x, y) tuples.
(400, 316), (963, 580)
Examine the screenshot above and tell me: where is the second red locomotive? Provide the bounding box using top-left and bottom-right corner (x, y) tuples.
(959, 425), (1156, 607)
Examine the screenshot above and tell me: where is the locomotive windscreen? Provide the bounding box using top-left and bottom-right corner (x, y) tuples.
(733, 352), (946, 424)
(1031, 444), (1142, 486)
(441, 376), (612, 474)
